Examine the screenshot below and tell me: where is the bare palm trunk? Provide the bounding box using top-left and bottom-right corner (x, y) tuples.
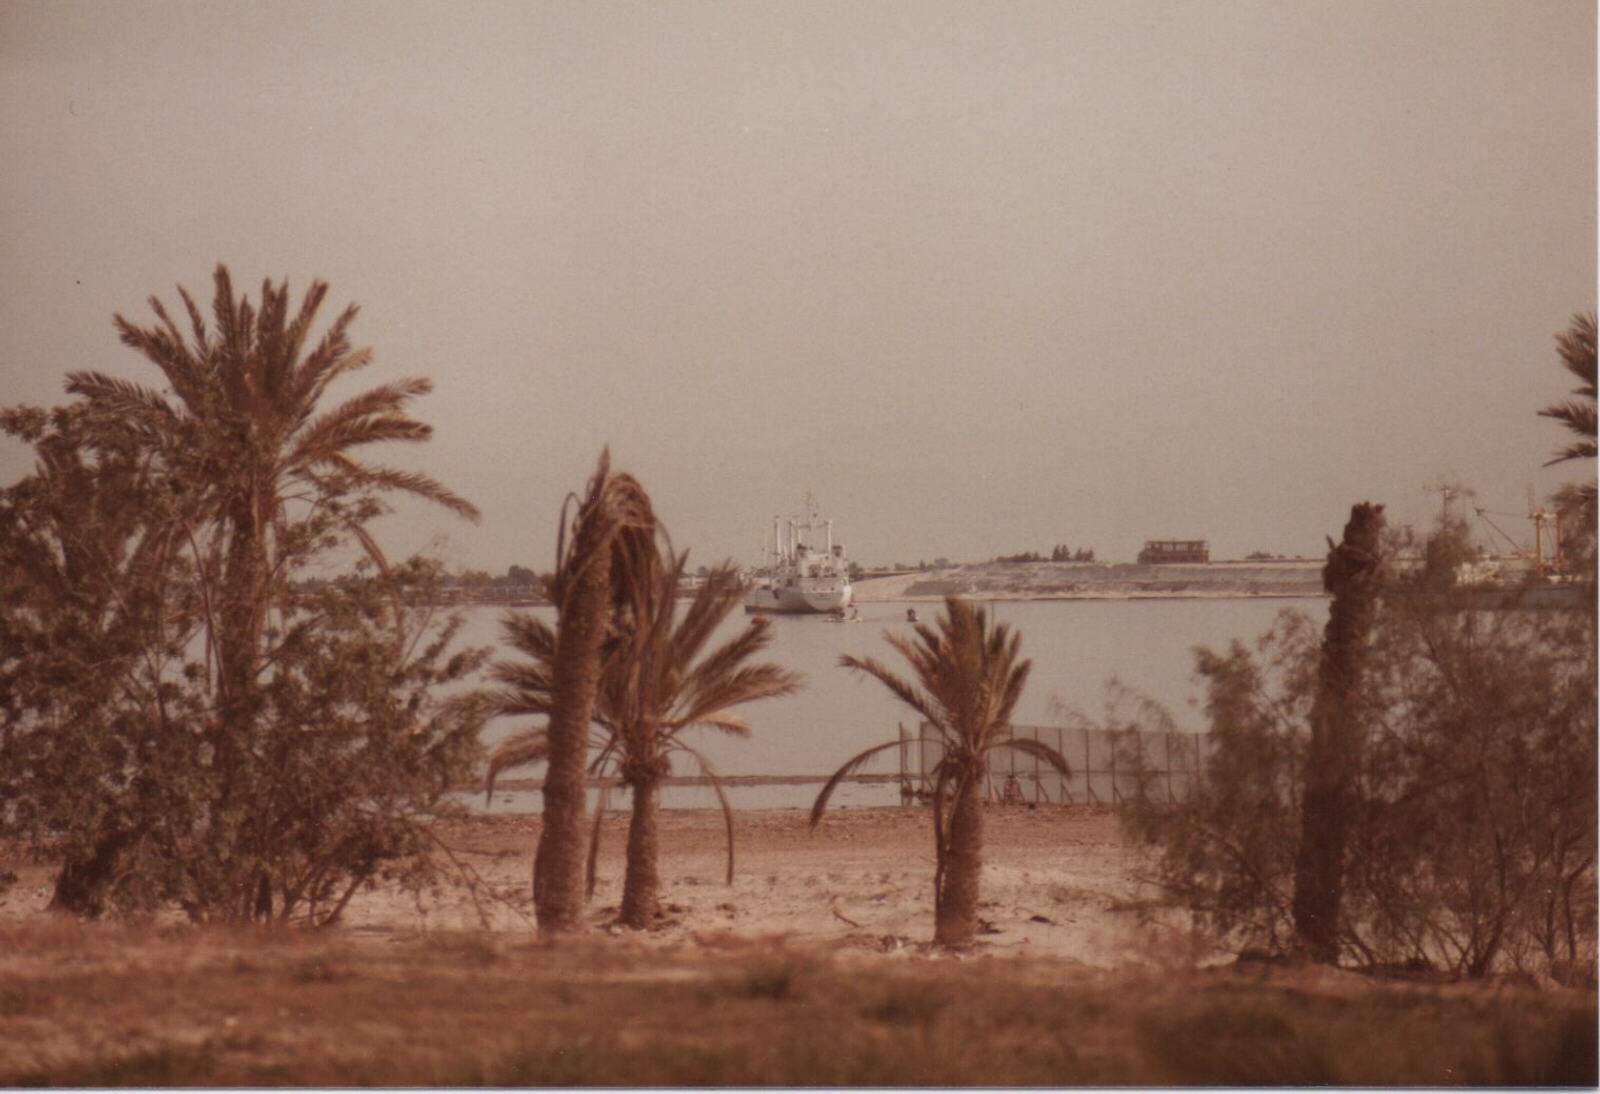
(935, 762), (986, 948)
(535, 523), (609, 934)
(620, 777), (662, 929)
(216, 495), (271, 919)
(1292, 502), (1385, 963)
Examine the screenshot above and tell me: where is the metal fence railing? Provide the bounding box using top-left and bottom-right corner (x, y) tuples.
(897, 722), (1212, 805)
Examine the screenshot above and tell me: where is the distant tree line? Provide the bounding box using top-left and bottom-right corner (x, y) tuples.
(992, 545), (1095, 564)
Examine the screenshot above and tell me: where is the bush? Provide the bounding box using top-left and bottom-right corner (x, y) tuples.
(0, 270), (487, 924)
(1122, 596), (1597, 977)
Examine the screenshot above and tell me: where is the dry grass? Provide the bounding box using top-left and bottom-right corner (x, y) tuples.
(0, 918), (1591, 1086)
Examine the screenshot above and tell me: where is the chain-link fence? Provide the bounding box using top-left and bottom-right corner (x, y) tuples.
(897, 722), (1212, 805)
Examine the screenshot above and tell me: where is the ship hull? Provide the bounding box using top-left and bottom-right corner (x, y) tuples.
(744, 582), (853, 614)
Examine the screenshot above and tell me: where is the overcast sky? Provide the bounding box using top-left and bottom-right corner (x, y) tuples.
(2, 0), (1594, 570)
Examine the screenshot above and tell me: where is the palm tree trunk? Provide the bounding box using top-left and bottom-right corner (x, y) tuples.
(620, 776), (662, 929)
(1292, 502), (1385, 963)
(935, 761), (987, 948)
(534, 522), (609, 934)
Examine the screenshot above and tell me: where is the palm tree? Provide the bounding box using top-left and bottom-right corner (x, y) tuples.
(1291, 501), (1385, 964)
(534, 449), (660, 932)
(62, 265), (479, 916)
(483, 553), (801, 929)
(813, 596), (1068, 948)
(66, 265), (477, 729)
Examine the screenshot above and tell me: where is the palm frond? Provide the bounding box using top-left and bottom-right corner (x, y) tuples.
(839, 651), (945, 734)
(671, 662), (803, 733)
(500, 609), (558, 656)
(674, 741), (738, 884)
(315, 461), (481, 522)
(281, 279), (330, 370)
(1555, 312), (1597, 389)
(64, 371), (180, 425)
(667, 713), (753, 737)
(1543, 313), (1597, 466)
(475, 681), (555, 719)
(485, 727), (550, 802)
(666, 562), (744, 665)
(809, 739), (908, 827)
(987, 735), (1072, 778)
(295, 377), (434, 445)
(1543, 438), (1599, 466)
(293, 414), (433, 464)
(680, 612), (776, 695)
(178, 284), (209, 349)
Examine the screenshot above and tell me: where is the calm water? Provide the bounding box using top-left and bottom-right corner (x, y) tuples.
(455, 596), (1328, 812)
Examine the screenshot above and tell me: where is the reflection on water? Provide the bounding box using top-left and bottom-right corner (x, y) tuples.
(448, 597), (1328, 811)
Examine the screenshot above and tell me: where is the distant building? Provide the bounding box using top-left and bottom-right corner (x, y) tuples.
(1138, 539), (1209, 564)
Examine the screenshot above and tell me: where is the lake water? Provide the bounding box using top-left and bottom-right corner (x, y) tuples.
(457, 596), (1329, 813)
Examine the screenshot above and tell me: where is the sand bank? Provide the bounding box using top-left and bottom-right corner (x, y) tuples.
(1, 806), (1178, 964)
(853, 561), (1324, 603)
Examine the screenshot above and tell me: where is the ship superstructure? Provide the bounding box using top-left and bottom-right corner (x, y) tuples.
(744, 496), (854, 615)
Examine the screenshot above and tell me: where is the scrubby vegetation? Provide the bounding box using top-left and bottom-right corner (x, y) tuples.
(0, 268), (486, 924)
(0, 923), (1591, 1086)
(1121, 540), (1596, 980)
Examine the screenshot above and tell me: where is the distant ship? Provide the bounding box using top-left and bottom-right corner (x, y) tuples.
(744, 496), (854, 615)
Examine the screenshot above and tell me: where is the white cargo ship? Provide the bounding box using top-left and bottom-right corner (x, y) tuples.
(744, 497), (854, 615)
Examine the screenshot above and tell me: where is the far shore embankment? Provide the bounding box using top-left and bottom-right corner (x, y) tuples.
(851, 560), (1326, 603)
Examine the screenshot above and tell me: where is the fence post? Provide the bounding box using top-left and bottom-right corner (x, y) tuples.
(1164, 732), (1175, 804)
(1110, 732), (1119, 805)
(1055, 726), (1067, 803)
(1083, 729), (1096, 804)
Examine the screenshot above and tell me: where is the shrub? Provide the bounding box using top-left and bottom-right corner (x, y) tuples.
(1122, 594), (1596, 977)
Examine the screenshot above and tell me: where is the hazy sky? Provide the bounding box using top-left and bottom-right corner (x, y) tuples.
(3, 1), (1594, 570)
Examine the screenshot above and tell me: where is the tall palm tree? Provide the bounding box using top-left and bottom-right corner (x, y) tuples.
(484, 553), (801, 929)
(813, 596), (1068, 948)
(63, 266), (479, 916)
(1291, 501), (1385, 964)
(534, 449), (660, 932)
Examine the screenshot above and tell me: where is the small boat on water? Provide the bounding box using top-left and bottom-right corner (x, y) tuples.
(744, 495), (854, 615)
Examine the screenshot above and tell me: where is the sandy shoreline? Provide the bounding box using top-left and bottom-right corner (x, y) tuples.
(1, 806), (1173, 963)
(361, 806), (1172, 963)
(851, 562), (1325, 604)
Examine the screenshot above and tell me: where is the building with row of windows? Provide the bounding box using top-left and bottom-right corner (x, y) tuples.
(1137, 539), (1210, 564)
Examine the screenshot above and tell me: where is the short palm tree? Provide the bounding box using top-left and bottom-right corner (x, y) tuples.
(812, 596), (1068, 948)
(484, 553), (801, 928)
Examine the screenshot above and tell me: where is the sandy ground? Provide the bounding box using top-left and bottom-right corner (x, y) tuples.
(351, 805), (1180, 962)
(1, 806), (1170, 961)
